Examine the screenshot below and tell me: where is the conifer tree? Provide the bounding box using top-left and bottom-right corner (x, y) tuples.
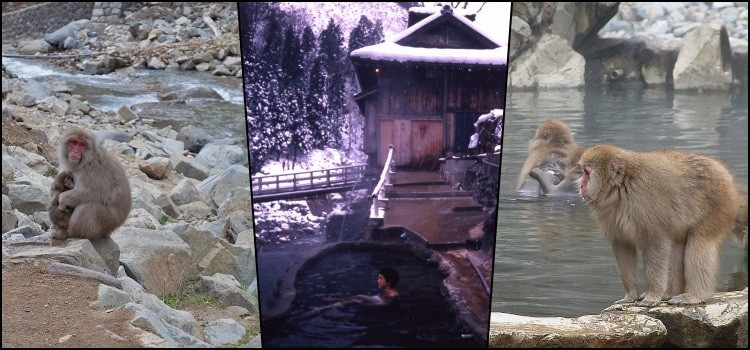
(281, 26), (304, 86)
(306, 57), (330, 149)
(316, 19), (347, 148)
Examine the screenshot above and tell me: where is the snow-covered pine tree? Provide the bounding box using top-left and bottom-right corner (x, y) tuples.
(281, 26), (304, 87)
(317, 19), (347, 149)
(306, 56), (330, 149)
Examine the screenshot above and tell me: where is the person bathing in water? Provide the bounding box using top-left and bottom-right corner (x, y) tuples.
(314, 266), (400, 311)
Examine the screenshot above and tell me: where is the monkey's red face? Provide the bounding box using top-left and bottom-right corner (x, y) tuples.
(579, 164), (591, 198)
(68, 139), (87, 164)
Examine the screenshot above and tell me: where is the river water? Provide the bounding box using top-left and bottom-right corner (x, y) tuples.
(493, 85), (748, 318)
(2, 57), (245, 140)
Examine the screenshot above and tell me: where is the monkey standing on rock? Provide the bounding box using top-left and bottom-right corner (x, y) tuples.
(577, 144), (741, 306)
(51, 127), (132, 240)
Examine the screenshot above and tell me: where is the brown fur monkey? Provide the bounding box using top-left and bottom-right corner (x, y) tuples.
(517, 120), (582, 195)
(54, 128), (132, 240)
(48, 171), (75, 232)
(578, 144), (739, 306)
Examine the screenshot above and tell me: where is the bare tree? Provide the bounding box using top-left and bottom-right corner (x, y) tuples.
(447, 2), (487, 13)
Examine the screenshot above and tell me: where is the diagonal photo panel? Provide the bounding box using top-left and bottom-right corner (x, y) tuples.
(490, 2), (748, 348)
(239, 2), (511, 348)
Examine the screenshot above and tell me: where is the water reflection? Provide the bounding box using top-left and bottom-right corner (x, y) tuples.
(493, 86), (748, 317)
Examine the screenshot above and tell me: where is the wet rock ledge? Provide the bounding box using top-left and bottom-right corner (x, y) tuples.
(489, 289), (748, 348)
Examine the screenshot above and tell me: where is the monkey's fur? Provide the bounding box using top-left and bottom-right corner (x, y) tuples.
(517, 119), (582, 195)
(48, 171), (74, 231)
(53, 128), (132, 240)
(578, 144), (740, 306)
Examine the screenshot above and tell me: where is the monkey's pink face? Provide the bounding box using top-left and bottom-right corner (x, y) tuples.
(579, 164), (592, 198)
(68, 139), (87, 164)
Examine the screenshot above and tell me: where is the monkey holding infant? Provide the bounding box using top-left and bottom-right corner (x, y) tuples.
(49, 127), (132, 240)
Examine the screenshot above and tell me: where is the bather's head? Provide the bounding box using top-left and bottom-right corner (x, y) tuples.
(378, 266), (400, 288)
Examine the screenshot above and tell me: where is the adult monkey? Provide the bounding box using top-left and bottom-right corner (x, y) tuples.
(53, 128), (132, 240)
(578, 144), (739, 306)
(516, 119), (582, 195)
(48, 171), (75, 233)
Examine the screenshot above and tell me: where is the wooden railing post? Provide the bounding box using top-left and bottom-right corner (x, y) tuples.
(370, 145), (395, 220)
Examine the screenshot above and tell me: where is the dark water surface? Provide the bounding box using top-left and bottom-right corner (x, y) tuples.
(262, 247), (479, 348)
(493, 86), (748, 317)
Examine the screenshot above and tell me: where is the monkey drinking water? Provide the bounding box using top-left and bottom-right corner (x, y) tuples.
(577, 144), (740, 306)
(52, 128), (132, 240)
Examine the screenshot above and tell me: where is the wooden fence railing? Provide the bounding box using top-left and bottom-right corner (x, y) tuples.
(251, 164), (367, 201)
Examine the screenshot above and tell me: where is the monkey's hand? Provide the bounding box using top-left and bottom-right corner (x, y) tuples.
(546, 162), (565, 183)
(530, 167), (557, 194)
(58, 190), (81, 211)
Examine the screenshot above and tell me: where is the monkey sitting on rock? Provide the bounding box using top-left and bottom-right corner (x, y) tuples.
(50, 127), (132, 240)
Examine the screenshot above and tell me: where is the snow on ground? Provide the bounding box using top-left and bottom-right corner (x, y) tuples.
(253, 147), (370, 244)
(256, 147), (368, 176)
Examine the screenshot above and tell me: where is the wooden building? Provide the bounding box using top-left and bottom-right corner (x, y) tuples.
(350, 5), (508, 168)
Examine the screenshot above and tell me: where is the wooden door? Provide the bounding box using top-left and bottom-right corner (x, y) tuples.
(378, 119), (412, 166)
(393, 120), (412, 166)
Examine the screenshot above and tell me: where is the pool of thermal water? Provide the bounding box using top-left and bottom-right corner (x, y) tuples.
(261, 246), (480, 348)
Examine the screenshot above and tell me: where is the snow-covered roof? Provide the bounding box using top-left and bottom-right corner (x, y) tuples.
(351, 42), (507, 66)
(350, 6), (507, 66)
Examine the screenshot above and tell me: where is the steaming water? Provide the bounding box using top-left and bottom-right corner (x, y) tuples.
(2, 57), (245, 139)
(493, 85), (749, 317)
(262, 247), (479, 348)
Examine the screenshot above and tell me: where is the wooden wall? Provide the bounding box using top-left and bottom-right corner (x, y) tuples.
(363, 65), (506, 167)
(379, 119), (443, 167)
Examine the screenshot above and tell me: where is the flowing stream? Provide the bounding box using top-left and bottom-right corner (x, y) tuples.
(2, 57), (245, 140)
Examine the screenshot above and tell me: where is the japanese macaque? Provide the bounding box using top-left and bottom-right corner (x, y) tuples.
(48, 171), (75, 232)
(578, 144), (740, 306)
(517, 120), (583, 195)
(52, 128), (132, 240)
